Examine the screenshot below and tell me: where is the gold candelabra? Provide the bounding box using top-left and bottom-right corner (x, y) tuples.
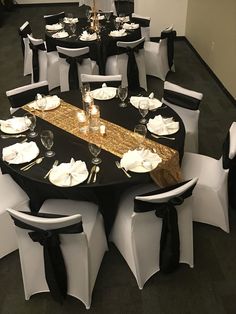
(91, 0), (99, 32)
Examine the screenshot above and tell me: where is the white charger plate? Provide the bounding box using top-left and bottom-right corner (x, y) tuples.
(90, 87), (117, 100)
(2, 142), (39, 164)
(109, 32), (127, 37)
(147, 122), (179, 135)
(79, 35), (97, 41)
(127, 161), (159, 173)
(49, 162), (89, 187)
(29, 96), (61, 111)
(0, 118), (29, 134)
(52, 32), (69, 38)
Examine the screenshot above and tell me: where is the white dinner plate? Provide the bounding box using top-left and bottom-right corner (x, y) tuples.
(28, 96), (61, 111)
(52, 31), (69, 38)
(2, 142), (40, 164)
(127, 161), (160, 173)
(147, 120), (179, 135)
(109, 32), (127, 37)
(79, 36), (97, 41)
(0, 117), (29, 134)
(90, 87), (117, 100)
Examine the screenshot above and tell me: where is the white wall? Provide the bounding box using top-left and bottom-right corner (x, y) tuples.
(134, 0), (188, 37)
(17, 0), (78, 3)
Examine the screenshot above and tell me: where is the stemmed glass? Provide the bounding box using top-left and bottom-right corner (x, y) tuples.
(35, 94), (46, 115)
(118, 86), (128, 108)
(88, 142), (102, 165)
(134, 124), (147, 149)
(138, 99), (149, 124)
(85, 9), (92, 23)
(69, 22), (77, 37)
(40, 130), (55, 157)
(24, 113), (37, 138)
(104, 12), (111, 23)
(81, 82), (90, 98)
(114, 20), (120, 30)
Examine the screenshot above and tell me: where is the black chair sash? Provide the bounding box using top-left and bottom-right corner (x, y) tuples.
(29, 42), (46, 83)
(161, 30), (176, 69)
(18, 23), (32, 57)
(58, 52), (90, 90)
(134, 180), (196, 273)
(88, 80), (122, 90)
(44, 12), (65, 25)
(163, 88), (201, 110)
(11, 212), (83, 304)
(131, 17), (150, 28)
(117, 41), (144, 90)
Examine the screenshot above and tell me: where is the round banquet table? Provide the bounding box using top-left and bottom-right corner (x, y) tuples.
(0, 90), (185, 234)
(45, 16), (142, 74)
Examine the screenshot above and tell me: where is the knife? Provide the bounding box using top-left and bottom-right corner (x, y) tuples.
(87, 165), (96, 184)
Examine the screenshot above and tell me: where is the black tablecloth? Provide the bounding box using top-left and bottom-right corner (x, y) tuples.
(0, 90), (185, 234)
(45, 18), (141, 74)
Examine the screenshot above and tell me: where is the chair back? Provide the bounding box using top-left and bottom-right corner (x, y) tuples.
(161, 26), (177, 70)
(222, 122), (236, 169)
(81, 74), (122, 88)
(44, 11), (65, 25)
(6, 81), (49, 114)
(18, 21), (32, 56)
(131, 13), (151, 41)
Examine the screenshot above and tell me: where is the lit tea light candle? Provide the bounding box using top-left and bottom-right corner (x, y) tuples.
(100, 124), (106, 136)
(90, 105), (99, 116)
(77, 111), (86, 122)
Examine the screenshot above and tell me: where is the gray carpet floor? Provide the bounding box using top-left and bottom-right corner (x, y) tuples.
(0, 4), (236, 314)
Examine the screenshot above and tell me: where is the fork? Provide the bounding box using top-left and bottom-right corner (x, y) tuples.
(115, 161), (131, 178)
(1, 134), (26, 139)
(44, 160), (59, 179)
(151, 133), (175, 140)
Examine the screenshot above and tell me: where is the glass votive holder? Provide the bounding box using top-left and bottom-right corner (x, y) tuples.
(100, 124), (106, 136)
(77, 111), (89, 133)
(89, 105), (100, 132)
(83, 93), (94, 116)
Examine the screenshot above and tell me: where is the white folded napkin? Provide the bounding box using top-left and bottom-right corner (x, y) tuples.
(123, 22), (139, 30)
(63, 17), (78, 24)
(46, 23), (63, 31)
(29, 95), (61, 111)
(2, 141), (39, 164)
(115, 16), (130, 23)
(130, 96), (162, 111)
(147, 115), (179, 135)
(52, 31), (69, 38)
(90, 87), (117, 100)
(120, 149), (162, 172)
(80, 31), (97, 41)
(91, 14), (104, 20)
(0, 117), (30, 133)
(109, 29), (127, 37)
(49, 158), (88, 187)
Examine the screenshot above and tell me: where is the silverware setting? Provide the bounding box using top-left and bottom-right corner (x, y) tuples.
(93, 166), (100, 183)
(20, 157), (44, 171)
(115, 161), (131, 178)
(44, 160), (59, 179)
(87, 165), (96, 183)
(151, 133), (175, 140)
(1, 134), (26, 139)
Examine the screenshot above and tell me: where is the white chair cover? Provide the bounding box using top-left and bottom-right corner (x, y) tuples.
(19, 21), (32, 76)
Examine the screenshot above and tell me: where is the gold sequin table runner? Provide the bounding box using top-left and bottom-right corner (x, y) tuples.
(24, 101), (181, 187)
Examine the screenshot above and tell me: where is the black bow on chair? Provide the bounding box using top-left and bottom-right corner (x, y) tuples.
(161, 30), (176, 70)
(29, 41), (46, 83)
(11, 213), (83, 304)
(118, 41), (144, 90)
(134, 182), (195, 273)
(58, 52), (90, 90)
(18, 23), (32, 57)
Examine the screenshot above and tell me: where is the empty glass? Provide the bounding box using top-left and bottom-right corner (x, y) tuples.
(40, 130), (55, 157)
(134, 124), (147, 149)
(81, 82), (90, 97)
(88, 142), (102, 165)
(104, 12), (111, 23)
(35, 94), (46, 115)
(118, 86), (128, 108)
(24, 113), (37, 138)
(69, 22), (77, 37)
(138, 99), (149, 124)
(114, 20), (120, 30)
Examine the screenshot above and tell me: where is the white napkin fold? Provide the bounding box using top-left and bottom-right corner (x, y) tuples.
(109, 29), (127, 37)
(0, 117), (30, 132)
(2, 142), (39, 164)
(90, 87), (117, 100)
(147, 115), (179, 135)
(123, 22), (139, 30)
(49, 158), (88, 187)
(80, 31), (97, 41)
(52, 31), (69, 38)
(29, 95), (61, 111)
(120, 149), (162, 171)
(63, 17), (78, 24)
(46, 23), (63, 31)
(115, 16), (130, 23)
(130, 96), (162, 111)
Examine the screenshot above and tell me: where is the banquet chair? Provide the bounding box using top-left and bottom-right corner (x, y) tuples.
(131, 13), (151, 42)
(28, 34), (60, 91)
(161, 26), (177, 71)
(56, 46), (99, 92)
(110, 178), (198, 289)
(105, 37), (147, 91)
(6, 81), (49, 114)
(81, 74), (122, 88)
(181, 122), (236, 233)
(7, 199), (108, 309)
(18, 21), (32, 76)
(0, 173), (30, 258)
(43, 11), (65, 25)
(162, 81), (203, 153)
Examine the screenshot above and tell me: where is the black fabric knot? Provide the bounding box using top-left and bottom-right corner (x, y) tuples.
(29, 42), (46, 83)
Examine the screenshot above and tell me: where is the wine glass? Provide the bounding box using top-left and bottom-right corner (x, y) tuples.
(104, 12), (111, 23)
(134, 124), (147, 149)
(114, 20), (120, 30)
(118, 86), (128, 108)
(35, 94), (47, 115)
(119, 13), (126, 25)
(24, 113), (37, 138)
(138, 99), (149, 124)
(69, 22), (77, 37)
(88, 142), (102, 165)
(81, 82), (90, 98)
(85, 9), (92, 22)
(40, 130), (55, 157)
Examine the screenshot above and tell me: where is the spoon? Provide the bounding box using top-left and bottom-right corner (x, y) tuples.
(93, 166), (100, 183)
(21, 157), (44, 171)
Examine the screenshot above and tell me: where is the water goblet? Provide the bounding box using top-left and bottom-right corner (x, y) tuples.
(81, 82), (90, 97)
(35, 94), (47, 115)
(24, 113), (38, 138)
(40, 130), (55, 157)
(138, 99), (149, 124)
(69, 22), (77, 37)
(114, 20), (120, 30)
(118, 86), (128, 108)
(104, 12), (111, 23)
(88, 142), (102, 165)
(134, 124), (147, 149)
